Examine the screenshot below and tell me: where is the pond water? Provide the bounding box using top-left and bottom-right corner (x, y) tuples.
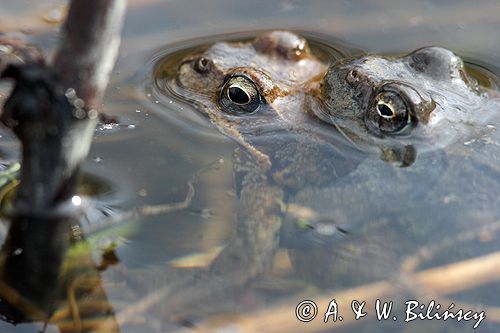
(0, 0), (500, 332)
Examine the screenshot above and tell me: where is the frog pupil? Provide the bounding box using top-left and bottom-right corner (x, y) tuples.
(377, 103), (394, 118)
(228, 86), (250, 105)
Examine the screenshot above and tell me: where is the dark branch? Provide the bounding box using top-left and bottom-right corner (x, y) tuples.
(53, 0), (126, 111)
(0, 0), (126, 323)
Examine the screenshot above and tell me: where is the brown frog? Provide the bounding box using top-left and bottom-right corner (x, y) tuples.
(312, 46), (500, 165)
(163, 32), (500, 315)
(166, 30), (363, 291)
(174, 30), (331, 167)
(289, 46), (500, 286)
(174, 30), (344, 274)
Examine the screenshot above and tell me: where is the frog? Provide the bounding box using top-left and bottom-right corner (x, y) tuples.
(311, 46), (500, 166)
(160, 33), (500, 322)
(163, 30), (364, 299)
(288, 46), (500, 287)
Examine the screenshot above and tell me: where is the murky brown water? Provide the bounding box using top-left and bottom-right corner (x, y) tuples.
(0, 0), (500, 332)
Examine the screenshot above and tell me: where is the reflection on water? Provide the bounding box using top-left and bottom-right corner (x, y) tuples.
(0, 0), (500, 332)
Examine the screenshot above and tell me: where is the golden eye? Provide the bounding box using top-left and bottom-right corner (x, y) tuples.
(227, 85), (251, 105)
(365, 89), (411, 134)
(219, 75), (262, 114)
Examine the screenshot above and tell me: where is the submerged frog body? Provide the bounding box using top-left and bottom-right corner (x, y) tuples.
(165, 31), (500, 305)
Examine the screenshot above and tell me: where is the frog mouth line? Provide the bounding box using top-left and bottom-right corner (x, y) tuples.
(305, 95), (366, 151)
(326, 113), (362, 151)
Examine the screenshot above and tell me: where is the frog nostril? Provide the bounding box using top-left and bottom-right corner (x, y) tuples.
(193, 56), (211, 74)
(346, 70), (359, 85)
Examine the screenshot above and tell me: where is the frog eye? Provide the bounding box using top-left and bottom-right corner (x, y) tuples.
(365, 89), (412, 134)
(219, 75), (262, 114)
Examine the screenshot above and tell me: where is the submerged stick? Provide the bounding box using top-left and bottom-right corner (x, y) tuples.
(170, 250), (500, 333)
(53, 0), (126, 111)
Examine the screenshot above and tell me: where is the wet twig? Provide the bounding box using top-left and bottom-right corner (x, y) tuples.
(83, 176), (196, 235)
(0, 0), (126, 323)
(167, 250), (500, 333)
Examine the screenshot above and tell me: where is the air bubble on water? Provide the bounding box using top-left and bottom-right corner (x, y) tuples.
(128, 124), (136, 129)
(96, 123), (118, 131)
(13, 248), (23, 256)
(72, 108), (86, 119)
(65, 88), (76, 99)
(200, 208), (213, 219)
(71, 195), (82, 206)
(463, 139), (476, 146)
(88, 109), (98, 119)
(316, 224), (337, 236)
(73, 98), (85, 108)
(42, 7), (65, 24)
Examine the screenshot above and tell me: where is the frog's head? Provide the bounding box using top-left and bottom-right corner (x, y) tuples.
(312, 46), (498, 166)
(170, 31), (327, 169)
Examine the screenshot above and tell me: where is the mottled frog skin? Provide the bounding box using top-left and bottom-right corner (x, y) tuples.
(170, 30), (360, 286)
(295, 46), (500, 286)
(313, 46), (500, 165)
(167, 31), (500, 292)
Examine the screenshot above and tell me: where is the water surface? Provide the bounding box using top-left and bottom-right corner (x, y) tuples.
(0, 1), (499, 332)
